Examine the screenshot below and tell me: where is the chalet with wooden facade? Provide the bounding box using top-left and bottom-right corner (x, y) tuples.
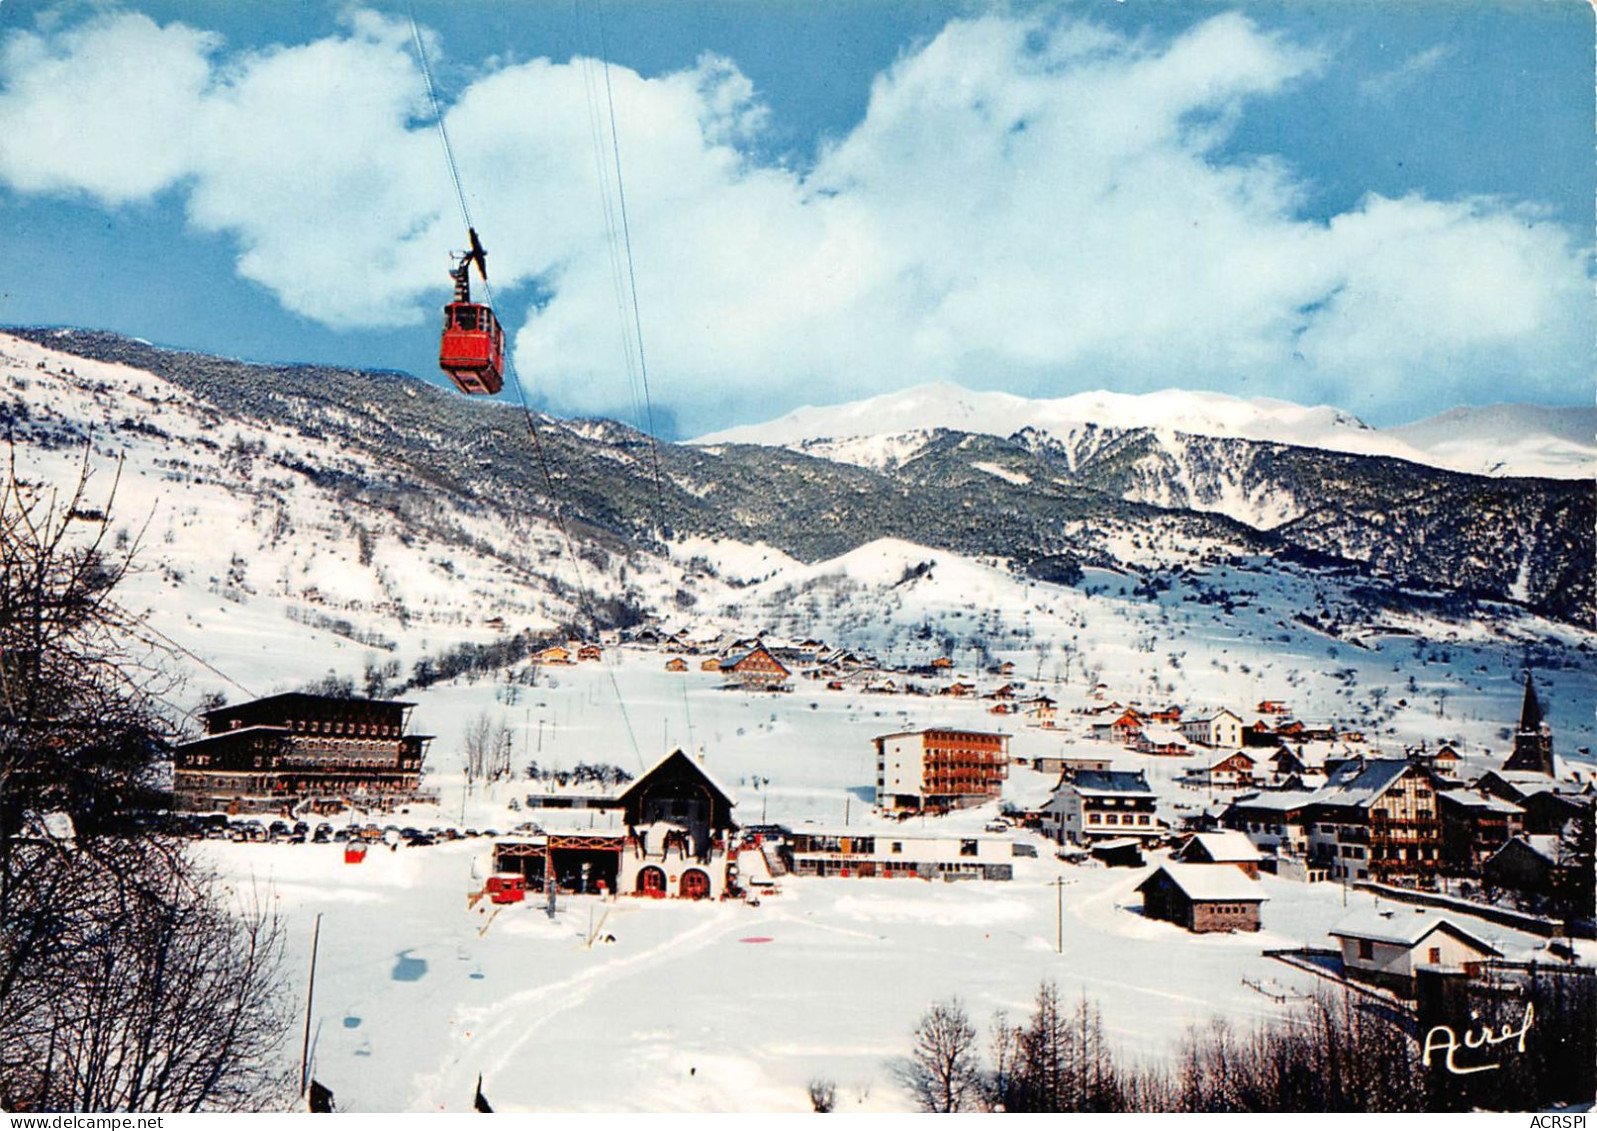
(718, 642), (791, 691)
(1186, 750), (1256, 790)
(1307, 758), (1442, 883)
(1220, 759), (1444, 883)
(493, 749), (743, 900)
(875, 729), (1010, 813)
(172, 693), (432, 813)
(1136, 863), (1266, 933)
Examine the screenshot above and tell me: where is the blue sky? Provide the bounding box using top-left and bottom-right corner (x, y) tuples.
(0, 0), (1590, 438)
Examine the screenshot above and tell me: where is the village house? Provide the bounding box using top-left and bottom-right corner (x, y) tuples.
(1044, 770), (1160, 845)
(664, 656), (688, 672)
(1221, 791), (1317, 859)
(718, 641), (792, 691)
(1423, 743), (1462, 779)
(1024, 695), (1058, 725)
(1305, 758), (1443, 883)
(1186, 750), (1256, 790)
(577, 643), (603, 662)
(1222, 760), (1444, 884)
(1266, 747), (1309, 787)
(784, 829), (1025, 881)
(1517, 788), (1594, 836)
(875, 728), (1011, 813)
(535, 644), (573, 665)
(171, 692), (433, 813)
(1178, 708), (1244, 749)
(1329, 908), (1500, 996)
(1437, 788), (1523, 874)
(1135, 724), (1192, 757)
(1482, 835), (1568, 903)
(1175, 831), (1263, 877)
(1136, 863), (1267, 933)
(1091, 708), (1144, 745)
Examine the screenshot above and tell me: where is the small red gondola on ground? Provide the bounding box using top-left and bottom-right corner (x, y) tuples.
(439, 228), (504, 395)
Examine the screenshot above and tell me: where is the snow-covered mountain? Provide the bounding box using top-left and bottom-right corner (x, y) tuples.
(2, 329), (1593, 757)
(694, 382), (1595, 481)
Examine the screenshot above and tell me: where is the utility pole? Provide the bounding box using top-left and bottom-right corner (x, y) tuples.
(1055, 877), (1064, 955)
(299, 913), (323, 1097)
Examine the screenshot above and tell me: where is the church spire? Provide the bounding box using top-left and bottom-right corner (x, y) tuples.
(1504, 669), (1555, 776)
(1518, 670), (1544, 732)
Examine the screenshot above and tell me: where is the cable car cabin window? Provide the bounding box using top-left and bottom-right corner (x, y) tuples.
(454, 307), (480, 332)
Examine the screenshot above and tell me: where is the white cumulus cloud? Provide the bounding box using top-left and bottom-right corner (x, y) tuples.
(0, 8), (1588, 433)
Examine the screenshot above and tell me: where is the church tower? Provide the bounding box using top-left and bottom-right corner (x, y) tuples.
(1503, 670), (1555, 775)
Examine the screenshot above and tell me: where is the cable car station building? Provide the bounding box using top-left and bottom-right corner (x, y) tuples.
(171, 693), (433, 814)
(493, 749), (743, 900)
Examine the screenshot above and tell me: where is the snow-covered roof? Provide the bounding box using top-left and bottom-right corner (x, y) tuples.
(1137, 862), (1266, 903)
(1437, 789), (1521, 814)
(1180, 831), (1262, 863)
(1065, 770), (1151, 797)
(1329, 908), (1501, 954)
(618, 748), (739, 809)
(1489, 835), (1561, 865)
(1140, 724), (1188, 747)
(1205, 750), (1254, 770)
(1311, 758), (1412, 809)
(1224, 789), (1317, 815)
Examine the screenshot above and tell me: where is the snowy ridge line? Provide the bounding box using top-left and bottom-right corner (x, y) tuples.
(692, 381), (1596, 481)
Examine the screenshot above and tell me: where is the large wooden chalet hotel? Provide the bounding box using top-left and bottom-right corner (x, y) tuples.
(172, 693), (433, 813)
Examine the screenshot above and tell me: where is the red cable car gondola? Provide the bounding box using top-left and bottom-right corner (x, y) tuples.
(439, 228), (504, 396)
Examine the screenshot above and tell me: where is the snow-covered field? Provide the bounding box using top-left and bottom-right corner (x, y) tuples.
(196, 656), (1568, 1113)
(205, 831), (1550, 1113)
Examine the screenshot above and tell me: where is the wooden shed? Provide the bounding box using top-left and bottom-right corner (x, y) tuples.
(1136, 863), (1266, 933)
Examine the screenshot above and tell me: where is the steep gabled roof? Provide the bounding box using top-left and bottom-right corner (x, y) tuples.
(1330, 909), (1501, 955)
(718, 641), (791, 675)
(1179, 831), (1262, 864)
(1137, 862), (1266, 903)
(616, 748), (737, 810)
(1311, 758), (1415, 809)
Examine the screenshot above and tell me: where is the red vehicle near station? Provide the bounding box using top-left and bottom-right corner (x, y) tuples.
(485, 873), (527, 904)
